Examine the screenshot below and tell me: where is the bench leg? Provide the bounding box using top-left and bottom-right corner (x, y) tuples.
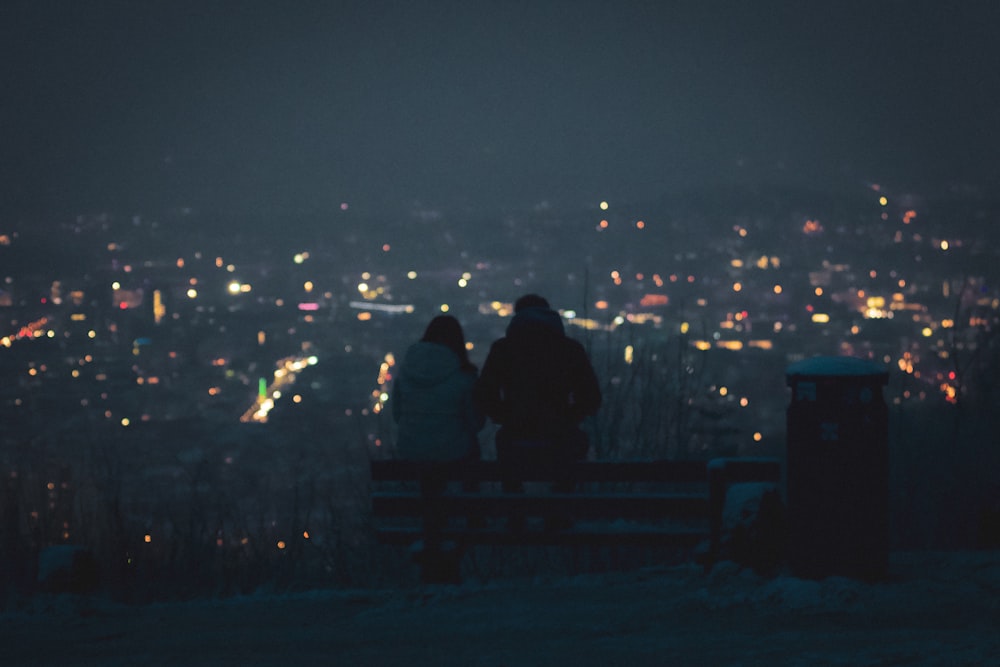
(417, 544), (462, 584)
(707, 463), (726, 571)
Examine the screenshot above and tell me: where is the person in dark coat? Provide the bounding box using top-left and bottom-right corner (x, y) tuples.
(392, 315), (484, 461)
(474, 294), (601, 493)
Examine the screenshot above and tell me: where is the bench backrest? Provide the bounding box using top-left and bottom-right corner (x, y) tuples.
(370, 459), (717, 484)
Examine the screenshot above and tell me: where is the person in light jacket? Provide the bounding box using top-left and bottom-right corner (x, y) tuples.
(392, 315), (484, 461)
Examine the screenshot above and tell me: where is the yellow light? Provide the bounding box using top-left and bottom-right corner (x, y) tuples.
(940, 240), (949, 251)
(440, 304), (450, 312)
(600, 201), (609, 210)
(624, 345), (634, 365)
(144, 534), (152, 543)
(733, 282), (742, 292)
(304, 281), (314, 292)
(719, 386), (728, 396)
(879, 196), (888, 206)
(811, 313), (831, 323)
(407, 271), (417, 279)
(773, 285), (782, 294)
(921, 327), (933, 337)
(680, 322), (690, 334)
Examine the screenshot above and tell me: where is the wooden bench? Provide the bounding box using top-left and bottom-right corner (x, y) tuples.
(370, 457), (782, 583)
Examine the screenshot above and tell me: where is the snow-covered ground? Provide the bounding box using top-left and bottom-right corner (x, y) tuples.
(3, 551), (998, 666)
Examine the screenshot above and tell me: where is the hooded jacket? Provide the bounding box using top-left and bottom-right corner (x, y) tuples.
(391, 340), (483, 461)
(474, 306), (601, 440)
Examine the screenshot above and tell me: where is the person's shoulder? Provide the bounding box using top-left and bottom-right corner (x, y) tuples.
(457, 369), (477, 387)
(486, 335), (513, 353)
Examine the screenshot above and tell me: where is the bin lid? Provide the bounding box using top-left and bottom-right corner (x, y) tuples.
(786, 355), (888, 381)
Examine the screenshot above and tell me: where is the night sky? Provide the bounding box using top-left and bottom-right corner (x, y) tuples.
(2, 0), (998, 221)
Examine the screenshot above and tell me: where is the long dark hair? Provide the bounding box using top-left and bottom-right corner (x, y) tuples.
(421, 315), (476, 374)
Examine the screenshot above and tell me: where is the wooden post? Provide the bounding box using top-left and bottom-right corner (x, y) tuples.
(707, 460), (726, 570)
(418, 466), (461, 584)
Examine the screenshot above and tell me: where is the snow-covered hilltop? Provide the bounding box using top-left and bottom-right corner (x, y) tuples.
(3, 551), (998, 666)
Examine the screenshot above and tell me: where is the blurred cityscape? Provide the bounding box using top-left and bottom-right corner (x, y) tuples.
(2, 182), (998, 569)
(3, 184), (998, 453)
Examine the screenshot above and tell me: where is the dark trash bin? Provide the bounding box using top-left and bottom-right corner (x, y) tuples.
(786, 356), (889, 580)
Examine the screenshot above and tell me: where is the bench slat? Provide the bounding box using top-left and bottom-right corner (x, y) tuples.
(374, 526), (708, 548)
(370, 459), (711, 483)
(372, 492), (710, 519)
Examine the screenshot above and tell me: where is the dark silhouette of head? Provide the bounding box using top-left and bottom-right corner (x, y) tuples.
(514, 294), (550, 313)
(422, 315), (476, 373)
